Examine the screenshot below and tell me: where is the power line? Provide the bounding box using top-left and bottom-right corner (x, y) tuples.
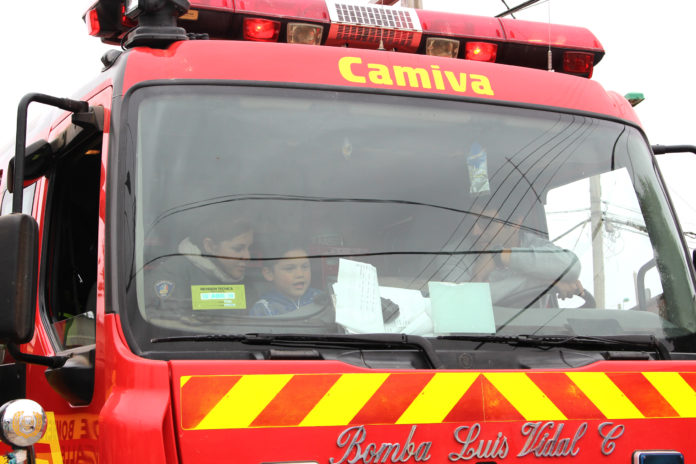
(496, 0), (542, 17)
(499, 0), (517, 18)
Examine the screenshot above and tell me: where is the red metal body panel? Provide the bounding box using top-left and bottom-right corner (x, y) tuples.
(168, 361), (696, 463)
(417, 10), (504, 39)
(121, 41), (640, 125)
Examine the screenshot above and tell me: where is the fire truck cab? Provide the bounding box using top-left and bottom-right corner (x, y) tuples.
(2, 1), (696, 463)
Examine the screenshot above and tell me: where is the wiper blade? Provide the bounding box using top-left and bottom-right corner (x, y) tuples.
(152, 333), (445, 368)
(438, 334), (671, 359)
(152, 334), (250, 343)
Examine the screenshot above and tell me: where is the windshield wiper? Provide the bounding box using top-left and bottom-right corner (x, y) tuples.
(438, 334), (671, 360)
(151, 333), (445, 368)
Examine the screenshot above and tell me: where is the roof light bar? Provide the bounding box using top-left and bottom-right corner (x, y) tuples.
(498, 18), (603, 52)
(187, 0), (234, 9)
(83, 0), (604, 78)
(418, 10), (503, 41)
(325, 1), (422, 52)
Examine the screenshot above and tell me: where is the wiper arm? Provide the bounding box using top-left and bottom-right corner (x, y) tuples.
(438, 334), (671, 360)
(152, 333), (445, 368)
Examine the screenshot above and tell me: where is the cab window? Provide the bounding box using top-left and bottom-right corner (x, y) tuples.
(43, 140), (101, 351)
(0, 184), (36, 216)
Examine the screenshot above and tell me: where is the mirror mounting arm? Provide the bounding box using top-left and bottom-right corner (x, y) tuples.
(5, 342), (68, 369)
(652, 144), (696, 155)
(13, 94), (88, 213)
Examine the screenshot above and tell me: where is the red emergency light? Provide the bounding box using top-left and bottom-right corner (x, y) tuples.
(120, 4), (138, 28)
(243, 18), (280, 42)
(465, 42), (497, 62)
(563, 51), (594, 77)
(83, 0), (604, 78)
(86, 8), (101, 36)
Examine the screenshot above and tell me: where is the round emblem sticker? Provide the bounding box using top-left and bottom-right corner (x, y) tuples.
(155, 280), (175, 298)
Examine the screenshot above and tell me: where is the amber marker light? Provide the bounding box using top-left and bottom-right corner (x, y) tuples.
(287, 23), (324, 45)
(425, 37), (460, 58)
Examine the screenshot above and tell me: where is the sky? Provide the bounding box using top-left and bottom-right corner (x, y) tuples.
(2, 0), (696, 243)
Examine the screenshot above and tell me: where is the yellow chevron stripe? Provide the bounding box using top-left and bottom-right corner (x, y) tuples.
(180, 375), (191, 388)
(485, 372), (567, 421)
(300, 373), (389, 427)
(396, 373), (479, 424)
(643, 372), (696, 417)
(567, 372), (644, 419)
(195, 374), (293, 430)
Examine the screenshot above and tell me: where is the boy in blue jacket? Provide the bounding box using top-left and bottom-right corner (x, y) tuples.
(250, 240), (321, 316)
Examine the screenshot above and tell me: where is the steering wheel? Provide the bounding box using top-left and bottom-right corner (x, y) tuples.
(495, 285), (596, 309)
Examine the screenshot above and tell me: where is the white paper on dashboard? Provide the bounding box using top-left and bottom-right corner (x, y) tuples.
(380, 286), (433, 335)
(333, 259), (384, 333)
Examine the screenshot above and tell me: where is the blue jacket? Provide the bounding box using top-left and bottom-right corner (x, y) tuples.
(250, 288), (322, 316)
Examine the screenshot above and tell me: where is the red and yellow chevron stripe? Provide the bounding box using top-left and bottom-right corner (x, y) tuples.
(179, 372), (696, 431)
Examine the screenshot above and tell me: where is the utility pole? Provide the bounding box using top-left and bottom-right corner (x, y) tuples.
(590, 176), (605, 308)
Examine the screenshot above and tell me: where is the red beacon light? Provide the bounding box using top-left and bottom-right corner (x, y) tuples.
(243, 17), (281, 42)
(86, 8), (101, 36)
(563, 51), (594, 77)
(465, 42), (497, 62)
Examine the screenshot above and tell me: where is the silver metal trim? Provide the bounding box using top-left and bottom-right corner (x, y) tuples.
(326, 1), (422, 32)
(633, 451), (684, 464)
(0, 399), (47, 448)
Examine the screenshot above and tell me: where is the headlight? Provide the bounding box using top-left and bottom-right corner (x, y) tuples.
(0, 399), (47, 448)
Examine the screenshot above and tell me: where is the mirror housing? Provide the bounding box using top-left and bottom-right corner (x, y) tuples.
(0, 214), (39, 344)
(6, 140), (53, 193)
(652, 144), (696, 155)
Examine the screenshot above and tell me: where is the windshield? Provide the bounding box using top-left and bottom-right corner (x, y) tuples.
(121, 85), (696, 361)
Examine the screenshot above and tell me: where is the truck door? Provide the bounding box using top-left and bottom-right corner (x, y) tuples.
(14, 86), (111, 463)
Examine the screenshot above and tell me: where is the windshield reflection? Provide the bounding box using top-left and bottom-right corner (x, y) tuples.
(123, 86), (696, 352)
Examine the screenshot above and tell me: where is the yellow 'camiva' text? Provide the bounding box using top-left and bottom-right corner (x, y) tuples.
(338, 57), (494, 96)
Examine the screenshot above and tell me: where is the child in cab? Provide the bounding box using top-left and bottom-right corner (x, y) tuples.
(250, 239), (321, 316)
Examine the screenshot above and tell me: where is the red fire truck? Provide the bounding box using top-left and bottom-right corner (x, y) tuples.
(2, 0), (696, 463)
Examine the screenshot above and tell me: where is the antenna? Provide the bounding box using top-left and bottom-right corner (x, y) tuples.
(547, 0), (553, 71)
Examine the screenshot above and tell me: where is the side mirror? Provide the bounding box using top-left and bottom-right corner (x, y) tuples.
(6, 139), (53, 193)
(0, 213), (39, 344)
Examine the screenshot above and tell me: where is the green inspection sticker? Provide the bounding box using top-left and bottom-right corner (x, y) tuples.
(191, 285), (247, 310)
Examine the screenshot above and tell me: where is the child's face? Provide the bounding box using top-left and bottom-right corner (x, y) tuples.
(263, 249), (311, 300)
